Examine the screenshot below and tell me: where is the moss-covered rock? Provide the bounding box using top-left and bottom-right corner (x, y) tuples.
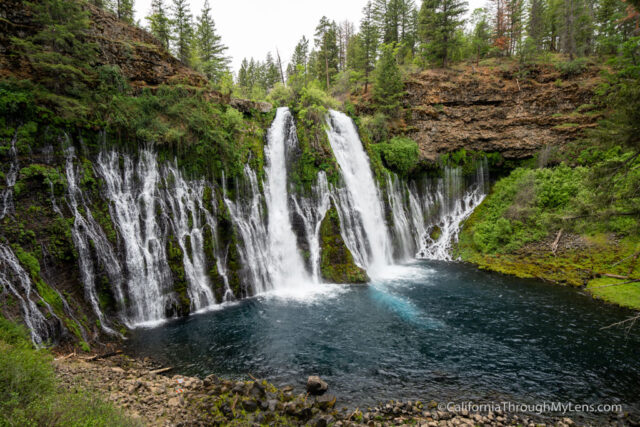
(166, 235), (191, 317)
(319, 205), (368, 284)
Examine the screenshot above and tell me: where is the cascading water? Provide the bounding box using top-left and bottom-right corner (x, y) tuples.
(223, 166), (271, 295)
(263, 108), (312, 289)
(417, 159), (488, 261)
(0, 243), (58, 346)
(162, 165), (216, 311)
(0, 129), (18, 219)
(292, 172), (331, 282)
(65, 147), (126, 334)
(326, 110), (393, 271)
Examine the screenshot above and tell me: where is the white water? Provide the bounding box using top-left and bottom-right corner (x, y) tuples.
(162, 165), (216, 311)
(0, 130), (18, 219)
(263, 108), (312, 289)
(326, 110), (393, 272)
(0, 243), (56, 346)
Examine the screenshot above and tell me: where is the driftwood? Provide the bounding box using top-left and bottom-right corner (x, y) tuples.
(551, 229), (563, 256)
(602, 273), (631, 280)
(85, 349), (122, 362)
(591, 279), (640, 289)
(149, 367), (173, 375)
(54, 352), (76, 361)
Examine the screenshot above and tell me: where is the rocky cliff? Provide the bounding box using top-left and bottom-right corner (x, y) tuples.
(403, 64), (600, 161)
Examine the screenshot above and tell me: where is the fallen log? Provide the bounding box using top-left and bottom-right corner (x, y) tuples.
(85, 349), (122, 362)
(149, 367), (173, 375)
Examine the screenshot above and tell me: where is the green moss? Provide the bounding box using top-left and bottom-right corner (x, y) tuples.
(372, 137), (419, 177)
(319, 205), (369, 284)
(166, 236), (191, 316)
(587, 278), (640, 309)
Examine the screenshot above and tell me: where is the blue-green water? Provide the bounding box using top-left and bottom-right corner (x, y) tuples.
(126, 261), (640, 415)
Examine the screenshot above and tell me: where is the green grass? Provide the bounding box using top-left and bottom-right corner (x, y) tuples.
(0, 317), (138, 427)
(587, 278), (640, 309)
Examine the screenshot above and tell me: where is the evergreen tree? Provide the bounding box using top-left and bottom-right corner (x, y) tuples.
(373, 44), (404, 114)
(171, 0), (193, 65)
(527, 0), (546, 51)
(360, 1), (380, 92)
(469, 8), (492, 63)
(314, 17), (339, 89)
(596, 0), (629, 55)
(195, 0), (229, 83)
(506, 0), (524, 55)
(12, 0), (97, 96)
(115, 0), (135, 23)
(146, 0), (171, 49)
(418, 0), (468, 67)
(263, 52), (281, 90)
(287, 36), (310, 79)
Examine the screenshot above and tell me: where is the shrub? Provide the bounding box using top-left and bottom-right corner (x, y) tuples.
(374, 137), (419, 176)
(555, 58), (588, 77)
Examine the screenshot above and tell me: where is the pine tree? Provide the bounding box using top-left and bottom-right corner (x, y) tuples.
(12, 0), (97, 96)
(506, 0), (524, 56)
(418, 0), (468, 67)
(172, 0), (193, 65)
(115, 0), (135, 23)
(527, 0), (546, 51)
(263, 52), (281, 90)
(314, 17), (339, 89)
(147, 0), (171, 49)
(595, 0), (628, 55)
(469, 8), (492, 63)
(361, 1), (380, 92)
(287, 36), (310, 79)
(195, 0), (229, 83)
(373, 44), (404, 114)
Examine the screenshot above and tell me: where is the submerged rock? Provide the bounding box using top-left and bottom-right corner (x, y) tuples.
(306, 375), (328, 395)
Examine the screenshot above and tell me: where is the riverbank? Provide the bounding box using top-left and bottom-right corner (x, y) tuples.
(457, 231), (640, 310)
(53, 350), (607, 427)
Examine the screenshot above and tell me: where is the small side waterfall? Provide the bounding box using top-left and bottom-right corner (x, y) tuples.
(263, 108), (312, 288)
(65, 147), (125, 335)
(417, 160), (487, 261)
(162, 165), (216, 311)
(0, 129), (18, 219)
(292, 172), (331, 282)
(97, 150), (172, 325)
(0, 243), (57, 346)
(326, 110), (393, 271)
(223, 166), (271, 294)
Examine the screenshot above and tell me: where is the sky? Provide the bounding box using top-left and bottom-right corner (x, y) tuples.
(134, 0), (485, 73)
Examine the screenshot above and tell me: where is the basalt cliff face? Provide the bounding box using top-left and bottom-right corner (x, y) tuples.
(403, 65), (600, 161)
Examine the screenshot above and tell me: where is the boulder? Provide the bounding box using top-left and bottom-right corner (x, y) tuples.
(314, 394), (337, 410)
(306, 376), (329, 395)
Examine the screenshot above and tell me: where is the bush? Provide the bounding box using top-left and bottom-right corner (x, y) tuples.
(0, 318), (138, 426)
(555, 58), (588, 77)
(374, 137), (419, 176)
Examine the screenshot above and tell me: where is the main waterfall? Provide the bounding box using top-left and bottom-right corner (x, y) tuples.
(263, 108), (312, 288)
(326, 110), (394, 272)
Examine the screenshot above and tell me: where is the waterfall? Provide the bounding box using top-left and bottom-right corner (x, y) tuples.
(386, 173), (416, 261)
(263, 107), (311, 288)
(0, 243), (57, 346)
(65, 147), (126, 334)
(0, 129), (18, 219)
(162, 165), (216, 311)
(326, 110), (393, 271)
(417, 159), (488, 261)
(223, 166), (271, 295)
(292, 172), (331, 282)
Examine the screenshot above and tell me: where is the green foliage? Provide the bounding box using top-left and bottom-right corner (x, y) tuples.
(319, 206), (369, 283)
(0, 318), (137, 426)
(464, 165), (590, 254)
(373, 137), (419, 176)
(373, 44), (404, 114)
(555, 58), (589, 77)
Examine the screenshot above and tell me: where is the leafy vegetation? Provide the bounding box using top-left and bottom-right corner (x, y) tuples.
(0, 317), (138, 426)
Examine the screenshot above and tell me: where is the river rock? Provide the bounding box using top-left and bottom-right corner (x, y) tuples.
(314, 394), (337, 410)
(242, 399), (258, 412)
(306, 375), (329, 395)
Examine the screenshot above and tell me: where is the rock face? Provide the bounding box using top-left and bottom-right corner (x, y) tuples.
(403, 64), (600, 161)
(319, 205), (369, 284)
